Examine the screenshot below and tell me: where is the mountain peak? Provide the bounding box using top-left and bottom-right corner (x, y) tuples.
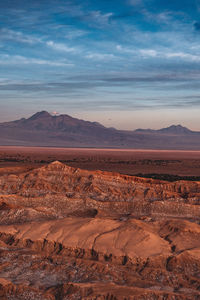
(28, 111), (51, 120)
(159, 124), (192, 134)
(134, 124), (193, 136)
(167, 124), (184, 129)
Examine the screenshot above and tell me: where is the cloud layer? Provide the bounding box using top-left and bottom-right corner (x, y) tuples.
(0, 0), (200, 129)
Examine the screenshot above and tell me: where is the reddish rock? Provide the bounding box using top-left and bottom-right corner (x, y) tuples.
(0, 161), (200, 299)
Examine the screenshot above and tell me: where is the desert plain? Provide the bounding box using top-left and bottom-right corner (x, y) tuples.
(1, 146), (200, 178)
(0, 147), (200, 299)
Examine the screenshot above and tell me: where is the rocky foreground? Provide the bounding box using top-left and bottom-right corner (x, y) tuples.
(0, 161), (200, 299)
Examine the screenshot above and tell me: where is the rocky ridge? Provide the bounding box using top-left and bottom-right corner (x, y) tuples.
(0, 161), (199, 221)
(0, 161), (200, 299)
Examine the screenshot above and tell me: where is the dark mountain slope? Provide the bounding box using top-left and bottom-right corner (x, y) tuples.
(134, 124), (195, 135)
(0, 111), (200, 149)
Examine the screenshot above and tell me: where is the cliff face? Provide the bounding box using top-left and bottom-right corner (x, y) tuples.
(0, 161), (200, 299)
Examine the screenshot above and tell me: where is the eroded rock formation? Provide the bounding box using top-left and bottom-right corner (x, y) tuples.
(0, 161), (200, 299)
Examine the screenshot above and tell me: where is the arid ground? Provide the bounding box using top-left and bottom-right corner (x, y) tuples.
(0, 146), (200, 179)
(0, 147), (200, 299)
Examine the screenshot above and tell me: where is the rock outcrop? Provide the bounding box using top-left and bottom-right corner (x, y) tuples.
(0, 161), (200, 299)
(0, 161), (199, 220)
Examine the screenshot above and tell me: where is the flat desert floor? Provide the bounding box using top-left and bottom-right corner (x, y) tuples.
(0, 146), (200, 179)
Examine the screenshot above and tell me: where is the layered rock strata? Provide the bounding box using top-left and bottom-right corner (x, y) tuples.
(0, 161), (200, 299)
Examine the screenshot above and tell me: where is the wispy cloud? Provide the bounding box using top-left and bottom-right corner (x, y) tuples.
(83, 11), (113, 27)
(117, 41), (200, 62)
(165, 52), (200, 61)
(46, 41), (77, 53)
(64, 28), (89, 39)
(0, 28), (79, 54)
(140, 49), (158, 57)
(85, 53), (116, 60)
(0, 28), (42, 44)
(139, 50), (200, 61)
(143, 10), (181, 25)
(0, 55), (73, 67)
(54, 3), (114, 28)
(116, 45), (136, 54)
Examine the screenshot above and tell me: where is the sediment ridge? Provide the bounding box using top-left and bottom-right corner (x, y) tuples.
(0, 161), (200, 299)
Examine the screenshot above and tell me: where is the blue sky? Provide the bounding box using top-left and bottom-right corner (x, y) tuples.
(0, 0), (200, 129)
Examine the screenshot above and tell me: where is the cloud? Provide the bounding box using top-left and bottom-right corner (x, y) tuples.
(144, 10), (178, 25)
(73, 10), (113, 27)
(64, 28), (88, 39)
(1, 70), (200, 112)
(140, 49), (158, 57)
(116, 45), (136, 54)
(57, 4), (113, 28)
(86, 11), (113, 26)
(0, 28), (42, 44)
(165, 52), (200, 61)
(85, 53), (116, 60)
(1, 0), (200, 119)
(0, 54), (73, 67)
(117, 44), (200, 62)
(0, 28), (78, 54)
(46, 41), (77, 53)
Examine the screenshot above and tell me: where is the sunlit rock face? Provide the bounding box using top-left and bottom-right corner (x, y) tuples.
(0, 161), (200, 299)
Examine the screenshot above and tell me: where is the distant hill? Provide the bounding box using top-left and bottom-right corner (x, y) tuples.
(158, 124), (193, 134)
(0, 111), (200, 149)
(134, 124), (194, 135)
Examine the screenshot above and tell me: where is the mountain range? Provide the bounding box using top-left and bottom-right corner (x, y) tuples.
(0, 111), (200, 149)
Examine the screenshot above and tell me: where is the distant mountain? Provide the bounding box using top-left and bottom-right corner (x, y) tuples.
(135, 124), (194, 135)
(0, 111), (200, 149)
(3, 111), (106, 132)
(0, 111), (124, 148)
(158, 125), (193, 134)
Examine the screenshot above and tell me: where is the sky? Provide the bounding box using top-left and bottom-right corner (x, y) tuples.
(0, 0), (200, 130)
